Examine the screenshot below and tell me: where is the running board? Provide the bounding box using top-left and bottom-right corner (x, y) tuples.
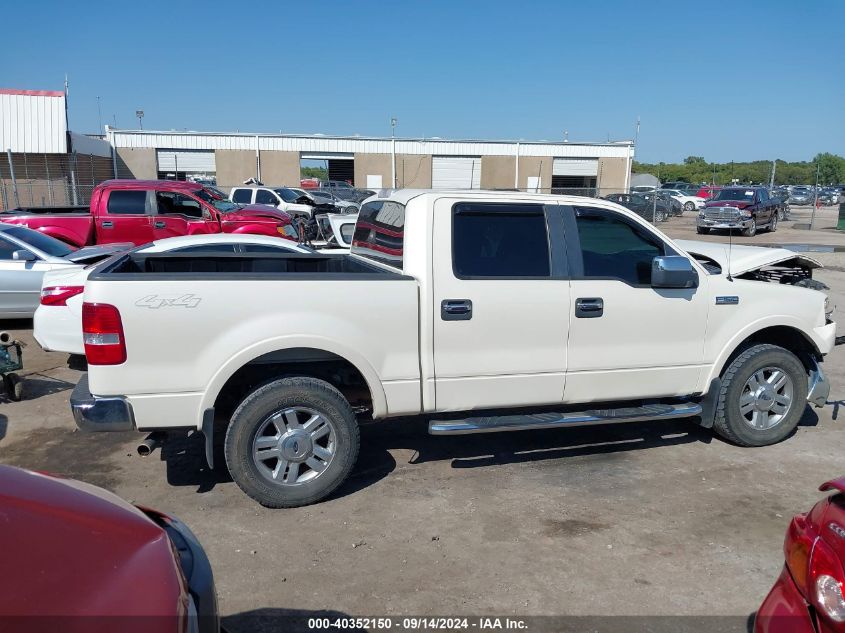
(428, 402), (703, 435)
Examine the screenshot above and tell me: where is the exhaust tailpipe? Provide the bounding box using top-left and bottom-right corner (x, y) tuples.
(0, 332), (11, 345)
(137, 432), (165, 457)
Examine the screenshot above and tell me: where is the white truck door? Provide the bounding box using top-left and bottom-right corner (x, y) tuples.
(432, 199), (570, 412)
(562, 205), (709, 402)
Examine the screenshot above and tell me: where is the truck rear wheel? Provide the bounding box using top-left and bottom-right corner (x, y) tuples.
(713, 344), (807, 447)
(224, 377), (359, 508)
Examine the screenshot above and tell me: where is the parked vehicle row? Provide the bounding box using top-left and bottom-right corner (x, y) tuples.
(0, 179), (299, 248)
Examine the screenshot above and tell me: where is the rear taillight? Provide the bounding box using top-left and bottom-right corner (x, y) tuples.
(785, 513), (845, 623)
(82, 302), (126, 365)
(40, 285), (84, 306)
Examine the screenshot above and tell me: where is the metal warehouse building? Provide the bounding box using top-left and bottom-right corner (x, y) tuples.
(109, 129), (634, 195)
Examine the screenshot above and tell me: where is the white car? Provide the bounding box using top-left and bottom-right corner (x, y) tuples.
(0, 224), (129, 319)
(34, 233), (312, 355)
(660, 189), (706, 213)
(229, 186), (315, 219)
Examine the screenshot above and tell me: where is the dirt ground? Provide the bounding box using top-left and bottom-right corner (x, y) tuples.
(2, 203), (845, 628)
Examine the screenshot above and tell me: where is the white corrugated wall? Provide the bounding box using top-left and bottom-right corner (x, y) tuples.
(553, 158), (598, 176)
(0, 90), (67, 153)
(156, 149), (216, 172)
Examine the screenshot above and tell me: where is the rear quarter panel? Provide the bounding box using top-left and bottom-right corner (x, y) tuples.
(84, 273), (421, 427)
(0, 214), (94, 247)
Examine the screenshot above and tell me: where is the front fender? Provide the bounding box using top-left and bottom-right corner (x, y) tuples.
(197, 334), (389, 426)
(702, 315), (825, 390)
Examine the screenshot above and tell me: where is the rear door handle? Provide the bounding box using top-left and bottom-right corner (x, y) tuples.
(101, 221), (113, 228)
(441, 299), (472, 321)
(575, 297), (603, 318)
(154, 221), (166, 228)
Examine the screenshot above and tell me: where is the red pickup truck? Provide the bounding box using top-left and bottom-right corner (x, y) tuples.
(0, 179), (297, 247)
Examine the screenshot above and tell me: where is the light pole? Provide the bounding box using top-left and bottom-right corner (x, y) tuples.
(390, 117), (397, 189)
(136, 110), (144, 130)
(97, 96), (102, 134)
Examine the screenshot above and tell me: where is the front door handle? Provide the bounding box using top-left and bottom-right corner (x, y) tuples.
(101, 221), (113, 228)
(575, 297), (603, 318)
(154, 221), (166, 228)
(441, 299), (472, 321)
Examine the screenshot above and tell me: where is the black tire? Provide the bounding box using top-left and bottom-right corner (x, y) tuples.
(3, 373), (22, 401)
(713, 344), (807, 447)
(224, 377), (360, 508)
(769, 213), (778, 232)
(742, 218), (757, 237)
(696, 226), (709, 234)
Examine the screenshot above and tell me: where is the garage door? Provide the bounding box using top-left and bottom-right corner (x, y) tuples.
(157, 150), (216, 173)
(552, 158), (598, 177)
(432, 156), (481, 190)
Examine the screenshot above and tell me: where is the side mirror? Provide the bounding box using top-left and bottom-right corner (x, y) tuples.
(12, 249), (36, 262)
(652, 256), (698, 289)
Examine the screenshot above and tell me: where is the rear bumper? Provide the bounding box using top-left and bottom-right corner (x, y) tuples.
(70, 373), (135, 432)
(754, 566), (816, 633)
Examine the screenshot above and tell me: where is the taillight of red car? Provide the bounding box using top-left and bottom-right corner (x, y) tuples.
(785, 513), (845, 624)
(40, 285), (84, 306)
(82, 302), (126, 365)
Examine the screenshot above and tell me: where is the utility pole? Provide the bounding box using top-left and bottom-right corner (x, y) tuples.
(390, 117), (397, 189)
(769, 160), (776, 189)
(810, 161), (821, 230)
(97, 96), (103, 134)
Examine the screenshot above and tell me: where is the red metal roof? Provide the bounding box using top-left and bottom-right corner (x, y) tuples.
(0, 88), (65, 97)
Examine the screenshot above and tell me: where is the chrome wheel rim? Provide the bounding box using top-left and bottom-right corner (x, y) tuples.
(684, 202), (694, 212)
(748, 219), (756, 235)
(772, 215), (778, 230)
(252, 407), (336, 485)
(739, 366), (794, 430)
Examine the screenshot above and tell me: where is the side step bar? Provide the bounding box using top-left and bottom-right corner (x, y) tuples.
(428, 402), (702, 435)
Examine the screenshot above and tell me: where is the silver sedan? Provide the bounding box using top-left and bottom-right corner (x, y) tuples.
(0, 224), (128, 318)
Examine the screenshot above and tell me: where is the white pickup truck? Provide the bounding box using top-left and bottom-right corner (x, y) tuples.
(71, 190), (836, 507)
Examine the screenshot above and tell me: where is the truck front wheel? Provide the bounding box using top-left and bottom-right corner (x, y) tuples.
(713, 344), (807, 447)
(224, 377), (360, 508)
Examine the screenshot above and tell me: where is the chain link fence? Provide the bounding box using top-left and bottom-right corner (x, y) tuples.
(0, 152), (115, 210)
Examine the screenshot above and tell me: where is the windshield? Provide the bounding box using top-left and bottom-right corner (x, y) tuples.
(713, 189), (755, 202)
(275, 188), (301, 203)
(195, 188), (239, 212)
(4, 225), (74, 257)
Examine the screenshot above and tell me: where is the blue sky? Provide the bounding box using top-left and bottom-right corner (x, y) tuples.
(3, 0), (843, 163)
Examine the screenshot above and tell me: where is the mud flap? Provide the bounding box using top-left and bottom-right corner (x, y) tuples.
(697, 377), (722, 429)
(201, 408), (215, 470)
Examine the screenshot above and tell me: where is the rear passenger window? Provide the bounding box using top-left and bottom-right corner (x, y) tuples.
(574, 207), (668, 285)
(231, 189), (252, 204)
(107, 190), (148, 214)
(351, 200), (405, 269)
(255, 190), (278, 205)
(171, 244), (236, 253)
(452, 203), (550, 278)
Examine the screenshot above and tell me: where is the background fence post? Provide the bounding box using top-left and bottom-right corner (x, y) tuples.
(69, 150), (79, 206)
(6, 149), (20, 208)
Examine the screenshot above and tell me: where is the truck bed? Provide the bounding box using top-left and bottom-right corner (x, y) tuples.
(0, 206), (90, 215)
(94, 251), (403, 278)
(83, 250), (421, 425)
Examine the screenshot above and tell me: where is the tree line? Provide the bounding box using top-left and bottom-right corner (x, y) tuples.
(633, 153), (845, 186)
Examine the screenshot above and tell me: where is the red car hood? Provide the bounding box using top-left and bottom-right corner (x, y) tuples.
(705, 200), (752, 209)
(0, 465), (185, 617)
(224, 204), (292, 224)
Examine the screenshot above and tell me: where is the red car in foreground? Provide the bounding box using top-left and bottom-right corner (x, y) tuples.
(756, 477), (845, 633)
(0, 464), (218, 633)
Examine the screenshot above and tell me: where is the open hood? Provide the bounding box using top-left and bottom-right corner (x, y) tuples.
(674, 239), (822, 276)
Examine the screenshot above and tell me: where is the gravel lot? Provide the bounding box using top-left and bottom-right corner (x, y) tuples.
(2, 204), (844, 628)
